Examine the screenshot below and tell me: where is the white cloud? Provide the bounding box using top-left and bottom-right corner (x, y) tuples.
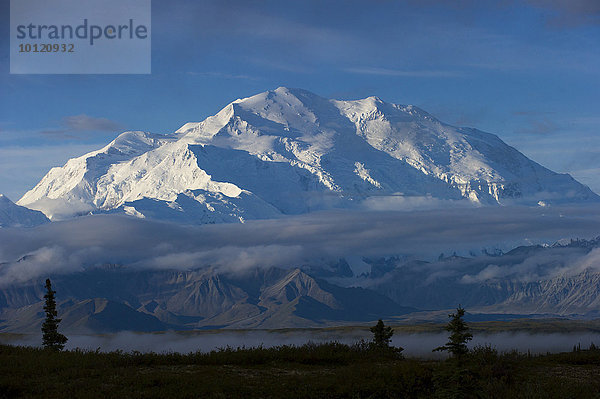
(40, 114), (124, 138)
(61, 114), (124, 132)
(1, 204), (599, 286)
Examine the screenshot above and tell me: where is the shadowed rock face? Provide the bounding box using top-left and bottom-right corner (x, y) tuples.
(18, 88), (598, 223)
(0, 267), (409, 332)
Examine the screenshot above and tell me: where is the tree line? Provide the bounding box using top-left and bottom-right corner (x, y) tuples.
(370, 305), (472, 358)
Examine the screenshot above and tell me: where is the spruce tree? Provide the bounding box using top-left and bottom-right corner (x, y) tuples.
(370, 319), (394, 349)
(433, 305), (472, 357)
(42, 278), (67, 351)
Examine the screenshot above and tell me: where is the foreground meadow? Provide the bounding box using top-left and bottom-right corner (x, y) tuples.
(1, 340), (600, 398)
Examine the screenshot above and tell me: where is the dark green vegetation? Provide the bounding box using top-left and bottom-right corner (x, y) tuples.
(370, 319), (396, 350)
(41, 279), (67, 351)
(2, 341), (600, 398)
(434, 306), (472, 357)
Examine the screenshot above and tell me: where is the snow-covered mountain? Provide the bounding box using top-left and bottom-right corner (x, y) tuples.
(0, 194), (49, 228)
(18, 87), (599, 221)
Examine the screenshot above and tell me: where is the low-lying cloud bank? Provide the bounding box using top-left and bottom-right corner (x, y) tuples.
(460, 247), (600, 284)
(3, 330), (599, 358)
(1, 205), (600, 285)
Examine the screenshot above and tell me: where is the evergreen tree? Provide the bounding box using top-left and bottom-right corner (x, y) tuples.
(370, 319), (394, 349)
(42, 279), (67, 351)
(433, 305), (472, 357)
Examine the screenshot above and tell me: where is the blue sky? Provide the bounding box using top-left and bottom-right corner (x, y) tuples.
(1, 0), (599, 201)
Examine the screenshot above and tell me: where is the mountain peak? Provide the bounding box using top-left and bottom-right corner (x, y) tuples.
(366, 95), (383, 102)
(273, 86), (303, 95)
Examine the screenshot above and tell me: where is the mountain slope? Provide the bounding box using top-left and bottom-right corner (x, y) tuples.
(0, 267), (410, 331)
(0, 298), (169, 333)
(351, 240), (600, 316)
(0, 194), (49, 228)
(18, 88), (598, 222)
